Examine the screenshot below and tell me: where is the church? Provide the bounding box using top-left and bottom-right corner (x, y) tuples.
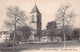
(27, 4), (42, 41)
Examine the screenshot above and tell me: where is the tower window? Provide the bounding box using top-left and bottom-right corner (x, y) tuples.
(31, 15), (35, 23)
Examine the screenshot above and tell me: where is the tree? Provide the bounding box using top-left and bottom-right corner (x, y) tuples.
(4, 6), (26, 51)
(58, 25), (73, 40)
(72, 28), (80, 41)
(46, 21), (57, 29)
(10, 26), (32, 44)
(55, 3), (76, 48)
(46, 21), (57, 41)
(64, 25), (73, 40)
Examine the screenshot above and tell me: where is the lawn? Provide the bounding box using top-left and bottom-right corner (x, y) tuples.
(0, 41), (80, 52)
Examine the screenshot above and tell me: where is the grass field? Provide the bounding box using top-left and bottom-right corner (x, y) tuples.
(0, 41), (80, 52)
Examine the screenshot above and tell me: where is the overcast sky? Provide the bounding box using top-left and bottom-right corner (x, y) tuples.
(0, 0), (80, 30)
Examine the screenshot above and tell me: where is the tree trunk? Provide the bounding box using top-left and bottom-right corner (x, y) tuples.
(63, 13), (66, 48)
(13, 18), (16, 52)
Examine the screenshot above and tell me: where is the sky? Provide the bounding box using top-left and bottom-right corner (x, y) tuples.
(0, 0), (80, 31)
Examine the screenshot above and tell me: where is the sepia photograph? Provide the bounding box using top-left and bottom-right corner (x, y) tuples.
(0, 0), (80, 52)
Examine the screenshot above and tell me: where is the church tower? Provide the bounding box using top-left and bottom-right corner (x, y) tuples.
(29, 4), (41, 41)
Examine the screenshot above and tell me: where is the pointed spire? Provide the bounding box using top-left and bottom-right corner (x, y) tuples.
(31, 4), (40, 13)
(35, 0), (37, 4)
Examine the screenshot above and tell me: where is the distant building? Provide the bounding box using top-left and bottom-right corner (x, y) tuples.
(0, 31), (10, 43)
(40, 29), (62, 42)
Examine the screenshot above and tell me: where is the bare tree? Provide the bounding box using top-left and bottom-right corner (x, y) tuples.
(55, 3), (76, 48)
(4, 6), (26, 51)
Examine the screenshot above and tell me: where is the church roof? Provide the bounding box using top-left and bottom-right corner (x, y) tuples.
(31, 4), (40, 13)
